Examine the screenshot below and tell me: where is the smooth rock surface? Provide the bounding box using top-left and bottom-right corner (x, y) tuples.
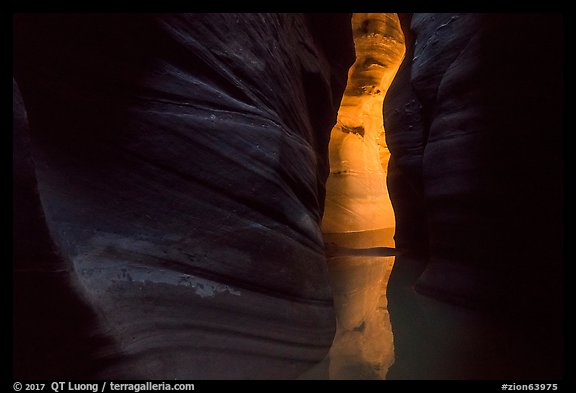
(316, 13), (403, 379)
(13, 79), (114, 378)
(385, 13), (563, 378)
(13, 13), (355, 379)
(322, 13), (405, 242)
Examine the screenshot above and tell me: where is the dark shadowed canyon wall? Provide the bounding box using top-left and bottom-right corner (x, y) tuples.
(13, 13), (355, 379)
(385, 13), (563, 378)
(13, 79), (114, 378)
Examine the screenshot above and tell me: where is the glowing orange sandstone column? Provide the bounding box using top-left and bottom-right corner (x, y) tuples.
(318, 13), (406, 380)
(322, 13), (406, 247)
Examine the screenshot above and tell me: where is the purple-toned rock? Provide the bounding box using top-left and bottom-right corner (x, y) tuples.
(13, 13), (355, 379)
(385, 13), (562, 379)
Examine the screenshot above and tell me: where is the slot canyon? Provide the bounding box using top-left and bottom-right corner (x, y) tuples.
(13, 13), (563, 380)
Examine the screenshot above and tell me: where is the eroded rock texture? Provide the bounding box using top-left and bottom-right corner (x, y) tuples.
(322, 13), (405, 245)
(385, 13), (563, 378)
(13, 13), (355, 379)
(319, 13), (404, 380)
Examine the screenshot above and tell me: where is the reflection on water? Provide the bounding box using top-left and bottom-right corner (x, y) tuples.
(327, 253), (395, 379)
(304, 12), (405, 380)
(299, 231), (396, 380)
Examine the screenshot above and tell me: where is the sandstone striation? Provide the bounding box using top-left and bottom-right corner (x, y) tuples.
(13, 13), (355, 379)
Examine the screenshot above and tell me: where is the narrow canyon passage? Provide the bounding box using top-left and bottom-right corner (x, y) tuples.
(13, 13), (562, 380)
(318, 13), (406, 379)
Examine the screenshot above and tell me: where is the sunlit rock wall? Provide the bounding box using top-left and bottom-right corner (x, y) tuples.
(322, 13), (405, 246)
(319, 13), (405, 380)
(13, 13), (355, 379)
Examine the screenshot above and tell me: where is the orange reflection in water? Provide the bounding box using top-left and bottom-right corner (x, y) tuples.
(321, 13), (405, 380)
